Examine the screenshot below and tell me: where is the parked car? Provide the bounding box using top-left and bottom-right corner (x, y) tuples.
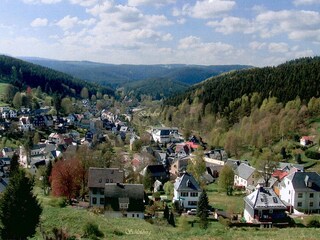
(187, 209), (197, 215)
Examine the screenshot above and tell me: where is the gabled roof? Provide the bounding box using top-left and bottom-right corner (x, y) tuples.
(285, 172), (320, 192)
(235, 163), (256, 180)
(105, 183), (144, 199)
(146, 165), (167, 175)
(174, 172), (201, 192)
(244, 187), (287, 210)
(278, 162), (304, 172)
(88, 167), (124, 188)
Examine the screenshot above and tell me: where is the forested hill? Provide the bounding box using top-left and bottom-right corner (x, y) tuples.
(21, 57), (251, 88)
(164, 56), (320, 114)
(0, 55), (113, 98)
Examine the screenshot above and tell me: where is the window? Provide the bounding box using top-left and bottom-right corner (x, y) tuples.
(120, 203), (129, 209)
(99, 188), (104, 195)
(181, 192), (188, 197)
(298, 193), (303, 198)
(310, 202), (314, 207)
(188, 201), (197, 206)
(137, 214), (139, 218)
(110, 179), (113, 183)
(92, 188), (97, 194)
(310, 193), (314, 198)
(298, 202), (302, 207)
(132, 214), (134, 217)
(100, 198), (105, 205)
(190, 192), (198, 197)
(92, 197), (97, 204)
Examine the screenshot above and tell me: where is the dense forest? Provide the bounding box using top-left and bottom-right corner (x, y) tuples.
(164, 57), (320, 118)
(161, 57), (320, 165)
(22, 57), (251, 89)
(0, 55), (114, 98)
(122, 78), (190, 100)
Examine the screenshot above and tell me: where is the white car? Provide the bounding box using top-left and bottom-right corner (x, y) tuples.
(187, 209), (197, 215)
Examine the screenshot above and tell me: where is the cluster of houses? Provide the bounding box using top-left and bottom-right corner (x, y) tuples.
(1, 99), (320, 227)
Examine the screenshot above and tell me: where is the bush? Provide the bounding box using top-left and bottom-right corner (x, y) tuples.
(218, 216), (231, 227)
(305, 150), (320, 160)
(48, 197), (67, 208)
(306, 218), (320, 227)
(83, 223), (104, 239)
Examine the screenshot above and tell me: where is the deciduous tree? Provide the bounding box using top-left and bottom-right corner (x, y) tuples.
(218, 165), (234, 195)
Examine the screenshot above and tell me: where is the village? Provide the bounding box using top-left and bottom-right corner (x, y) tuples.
(0, 98), (320, 232)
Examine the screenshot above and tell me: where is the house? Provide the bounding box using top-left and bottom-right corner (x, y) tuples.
(140, 165), (169, 184)
(48, 133), (64, 145)
(279, 171), (320, 213)
(151, 127), (180, 144)
(170, 156), (189, 176)
(19, 116), (34, 132)
(234, 163), (257, 189)
(88, 168), (124, 207)
(2, 147), (15, 158)
(104, 183), (144, 218)
(278, 162), (304, 173)
(172, 172), (202, 209)
(32, 115), (46, 128)
(244, 187), (288, 224)
(300, 136), (314, 146)
(43, 114), (54, 127)
(1, 109), (17, 119)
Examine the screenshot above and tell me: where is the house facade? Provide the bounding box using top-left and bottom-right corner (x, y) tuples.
(104, 183), (144, 219)
(151, 127), (180, 144)
(88, 168), (124, 207)
(279, 172), (320, 213)
(173, 172), (202, 209)
(244, 187), (288, 224)
(234, 163), (257, 189)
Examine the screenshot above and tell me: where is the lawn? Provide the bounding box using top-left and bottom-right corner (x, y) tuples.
(206, 183), (245, 213)
(31, 187), (320, 240)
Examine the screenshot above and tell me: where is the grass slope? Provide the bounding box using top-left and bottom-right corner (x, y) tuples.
(32, 186), (320, 240)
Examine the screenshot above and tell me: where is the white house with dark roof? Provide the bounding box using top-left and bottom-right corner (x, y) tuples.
(88, 168), (124, 207)
(244, 187), (288, 224)
(104, 183), (144, 218)
(151, 127), (180, 144)
(279, 171), (320, 213)
(173, 172), (202, 209)
(234, 163), (257, 189)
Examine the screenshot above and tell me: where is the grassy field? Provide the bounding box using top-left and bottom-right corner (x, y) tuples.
(31, 186), (320, 240)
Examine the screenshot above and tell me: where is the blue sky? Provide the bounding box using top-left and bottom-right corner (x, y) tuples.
(0, 0), (320, 66)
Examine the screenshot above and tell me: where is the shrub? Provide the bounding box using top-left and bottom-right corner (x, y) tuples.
(306, 218), (320, 227)
(48, 197), (67, 208)
(218, 216), (231, 227)
(83, 223), (104, 239)
(305, 150), (320, 160)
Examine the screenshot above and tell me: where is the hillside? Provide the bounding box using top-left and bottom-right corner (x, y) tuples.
(160, 56), (320, 169)
(0, 55), (114, 98)
(164, 57), (320, 115)
(21, 57), (251, 88)
(122, 78), (190, 100)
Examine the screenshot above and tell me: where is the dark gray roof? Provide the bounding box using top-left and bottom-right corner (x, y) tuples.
(235, 163), (256, 180)
(278, 162), (304, 172)
(105, 183), (144, 199)
(88, 167), (124, 188)
(244, 187), (287, 210)
(286, 172), (320, 192)
(174, 172), (201, 192)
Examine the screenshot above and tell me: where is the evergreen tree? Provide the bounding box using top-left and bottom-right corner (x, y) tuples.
(164, 204), (169, 220)
(9, 153), (19, 177)
(168, 211), (175, 227)
(197, 190), (209, 229)
(143, 170), (154, 191)
(0, 169), (42, 239)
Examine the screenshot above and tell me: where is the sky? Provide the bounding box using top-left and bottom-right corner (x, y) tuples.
(0, 0), (320, 67)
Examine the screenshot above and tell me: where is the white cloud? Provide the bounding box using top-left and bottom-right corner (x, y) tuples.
(249, 41), (266, 50)
(293, 0), (320, 6)
(30, 18), (48, 27)
(175, 0), (236, 19)
(22, 0), (61, 4)
(127, 0), (175, 7)
(268, 42), (289, 53)
(207, 17), (254, 34)
(69, 0), (99, 7)
(177, 18), (186, 24)
(56, 15), (79, 30)
(256, 10), (320, 42)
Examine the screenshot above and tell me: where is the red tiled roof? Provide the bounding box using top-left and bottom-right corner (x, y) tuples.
(272, 170), (288, 181)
